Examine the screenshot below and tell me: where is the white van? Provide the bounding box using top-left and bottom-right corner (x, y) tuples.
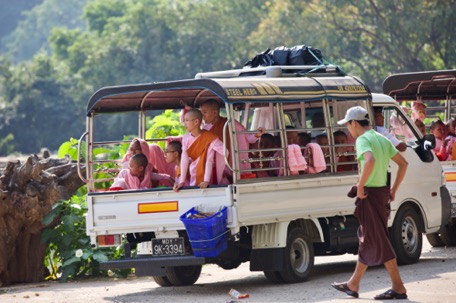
(79, 65), (450, 286)
(383, 70), (456, 246)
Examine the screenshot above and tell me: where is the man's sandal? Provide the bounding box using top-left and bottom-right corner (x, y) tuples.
(374, 289), (407, 300)
(331, 282), (359, 298)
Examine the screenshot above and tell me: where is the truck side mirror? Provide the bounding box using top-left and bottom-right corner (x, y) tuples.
(423, 134), (436, 150)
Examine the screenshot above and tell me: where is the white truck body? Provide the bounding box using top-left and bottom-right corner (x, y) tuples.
(80, 65), (450, 286)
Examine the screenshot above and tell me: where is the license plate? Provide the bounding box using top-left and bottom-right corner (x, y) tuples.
(152, 237), (185, 256)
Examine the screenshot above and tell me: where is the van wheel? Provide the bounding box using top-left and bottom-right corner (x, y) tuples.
(165, 265), (202, 286)
(426, 232), (445, 247)
(441, 221), (456, 246)
(278, 228), (314, 283)
(263, 271), (285, 284)
(152, 275), (172, 287)
(390, 205), (422, 265)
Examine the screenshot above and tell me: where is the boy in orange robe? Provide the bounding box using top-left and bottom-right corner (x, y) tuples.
(174, 109), (227, 191)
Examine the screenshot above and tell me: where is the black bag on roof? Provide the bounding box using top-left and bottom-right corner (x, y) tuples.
(271, 46), (289, 65)
(244, 44), (325, 68)
(288, 45), (323, 65)
(243, 48), (273, 68)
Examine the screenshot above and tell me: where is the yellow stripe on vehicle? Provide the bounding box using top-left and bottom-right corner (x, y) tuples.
(138, 201), (178, 214)
(445, 173), (456, 182)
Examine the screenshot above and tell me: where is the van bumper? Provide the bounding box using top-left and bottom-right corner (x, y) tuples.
(100, 255), (205, 276)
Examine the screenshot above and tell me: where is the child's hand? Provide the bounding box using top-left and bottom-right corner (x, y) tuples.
(199, 181), (209, 188)
(173, 182), (184, 192)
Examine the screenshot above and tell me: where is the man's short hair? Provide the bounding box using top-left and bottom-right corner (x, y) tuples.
(201, 99), (220, 111)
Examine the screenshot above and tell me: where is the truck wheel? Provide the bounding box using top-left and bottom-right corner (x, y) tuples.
(441, 222), (456, 246)
(165, 265), (202, 286)
(152, 275), (172, 287)
(263, 271), (285, 284)
(390, 205), (422, 265)
(278, 228), (314, 283)
(426, 233), (445, 247)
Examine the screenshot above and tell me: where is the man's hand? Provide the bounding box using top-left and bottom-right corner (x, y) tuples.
(357, 184), (368, 199)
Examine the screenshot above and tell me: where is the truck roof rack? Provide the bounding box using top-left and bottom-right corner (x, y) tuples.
(383, 69), (456, 100)
(195, 64), (345, 79)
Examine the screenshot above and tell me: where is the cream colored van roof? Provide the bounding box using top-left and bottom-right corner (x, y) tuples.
(86, 76), (371, 116)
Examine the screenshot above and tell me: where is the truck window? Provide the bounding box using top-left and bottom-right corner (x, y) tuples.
(383, 106), (421, 147)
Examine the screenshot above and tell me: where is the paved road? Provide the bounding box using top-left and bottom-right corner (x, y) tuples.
(1, 239), (456, 303)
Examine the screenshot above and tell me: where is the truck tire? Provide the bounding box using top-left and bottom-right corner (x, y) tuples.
(263, 271), (285, 284)
(278, 228), (314, 283)
(390, 205), (422, 265)
(152, 275), (172, 287)
(441, 221), (456, 246)
(426, 233), (445, 247)
(165, 265), (202, 286)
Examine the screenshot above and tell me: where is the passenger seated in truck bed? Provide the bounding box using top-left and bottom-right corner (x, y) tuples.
(200, 99), (265, 172)
(298, 133), (326, 174)
(118, 138), (173, 188)
(334, 131), (356, 172)
(315, 134), (330, 172)
(149, 143), (175, 187)
(251, 133), (276, 177)
(431, 119), (450, 161)
(110, 153), (151, 190)
(174, 109), (228, 191)
(164, 140), (189, 187)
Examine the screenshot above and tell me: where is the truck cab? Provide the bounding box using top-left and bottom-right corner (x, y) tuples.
(78, 65), (450, 286)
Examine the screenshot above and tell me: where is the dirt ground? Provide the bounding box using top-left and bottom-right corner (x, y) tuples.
(1, 239), (456, 303)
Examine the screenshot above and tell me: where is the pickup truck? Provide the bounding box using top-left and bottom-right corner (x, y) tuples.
(383, 69), (456, 247)
(78, 65), (451, 286)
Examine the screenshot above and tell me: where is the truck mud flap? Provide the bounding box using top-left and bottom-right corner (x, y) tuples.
(100, 255), (205, 276)
(441, 186), (452, 223)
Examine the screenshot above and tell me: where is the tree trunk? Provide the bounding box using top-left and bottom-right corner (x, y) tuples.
(0, 153), (85, 286)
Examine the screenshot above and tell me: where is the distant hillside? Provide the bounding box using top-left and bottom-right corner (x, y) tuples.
(0, 0), (87, 62)
(0, 0), (43, 40)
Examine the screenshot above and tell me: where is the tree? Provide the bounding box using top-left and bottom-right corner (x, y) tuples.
(0, 53), (87, 155)
(0, 153), (85, 285)
(249, 0), (456, 91)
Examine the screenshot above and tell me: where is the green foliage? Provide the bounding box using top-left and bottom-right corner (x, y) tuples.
(41, 195), (127, 282)
(146, 110), (186, 148)
(0, 133), (15, 155)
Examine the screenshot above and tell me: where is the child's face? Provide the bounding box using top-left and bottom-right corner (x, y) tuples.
(335, 134), (349, 153)
(129, 160), (144, 177)
(164, 147), (179, 164)
(431, 123), (445, 139)
(129, 140), (142, 154)
(286, 131), (298, 145)
(184, 113), (199, 132)
(316, 136), (328, 146)
(416, 110), (426, 121)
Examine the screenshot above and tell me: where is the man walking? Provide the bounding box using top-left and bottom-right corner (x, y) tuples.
(331, 106), (408, 300)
